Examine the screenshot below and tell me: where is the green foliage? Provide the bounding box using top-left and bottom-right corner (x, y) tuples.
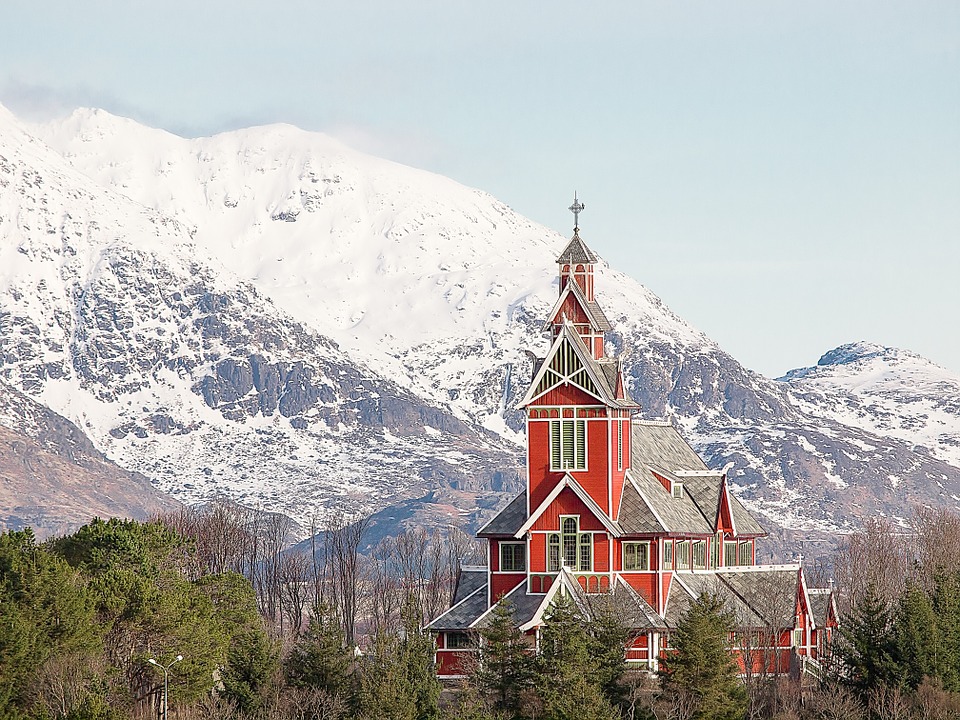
(931, 573), (960, 692)
(586, 598), (631, 707)
(894, 581), (938, 689)
(285, 605), (354, 703)
(838, 584), (901, 692)
(473, 600), (534, 716)
(0, 530), (101, 717)
(199, 572), (279, 712)
(536, 593), (620, 720)
(658, 593), (746, 720)
(356, 610), (441, 720)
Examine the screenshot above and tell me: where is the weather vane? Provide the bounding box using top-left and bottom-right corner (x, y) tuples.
(569, 193), (585, 231)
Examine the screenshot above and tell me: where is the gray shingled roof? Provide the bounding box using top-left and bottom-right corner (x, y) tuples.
(807, 589), (834, 629)
(664, 568), (801, 630)
(728, 490), (766, 536)
(631, 421), (709, 472)
(556, 231), (599, 264)
(426, 583), (488, 631)
(473, 580), (546, 630)
(477, 492), (527, 537)
(623, 469), (714, 535)
(618, 480), (666, 534)
(452, 567), (487, 604)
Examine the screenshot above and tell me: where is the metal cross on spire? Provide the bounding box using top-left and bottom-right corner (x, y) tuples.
(568, 193), (585, 231)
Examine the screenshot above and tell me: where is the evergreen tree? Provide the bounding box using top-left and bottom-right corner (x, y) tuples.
(285, 604), (355, 703)
(587, 597), (631, 708)
(356, 604), (441, 720)
(658, 592), (746, 720)
(473, 599), (534, 716)
(931, 573), (960, 692)
(894, 580), (937, 689)
(0, 530), (101, 717)
(838, 584), (900, 692)
(536, 593), (620, 720)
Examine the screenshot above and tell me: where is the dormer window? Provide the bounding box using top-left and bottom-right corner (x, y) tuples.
(672, 481), (684, 499)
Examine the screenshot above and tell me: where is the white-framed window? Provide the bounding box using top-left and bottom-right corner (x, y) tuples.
(792, 628), (803, 647)
(663, 540), (674, 570)
(724, 540), (738, 567)
(447, 631), (475, 649)
(738, 540), (752, 566)
(547, 533), (561, 572)
(500, 542), (526, 572)
(676, 540), (691, 570)
(711, 533), (721, 569)
(623, 542), (650, 571)
(553, 516), (592, 572)
(692, 540), (706, 569)
(672, 481), (684, 499)
(550, 419), (586, 471)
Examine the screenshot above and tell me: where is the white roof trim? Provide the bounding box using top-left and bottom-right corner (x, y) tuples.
(628, 469), (671, 533)
(468, 580), (528, 629)
(540, 278), (603, 333)
(519, 321), (610, 408)
(798, 567), (817, 631)
(519, 574), (564, 632)
(719, 474), (739, 537)
(514, 474), (622, 539)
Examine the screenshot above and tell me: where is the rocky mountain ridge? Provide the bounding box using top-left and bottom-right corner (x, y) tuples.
(0, 105), (957, 550)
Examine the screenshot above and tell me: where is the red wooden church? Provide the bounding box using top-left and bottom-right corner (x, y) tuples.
(427, 199), (838, 679)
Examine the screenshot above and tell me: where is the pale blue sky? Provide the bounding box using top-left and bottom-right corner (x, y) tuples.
(3, 1), (958, 376)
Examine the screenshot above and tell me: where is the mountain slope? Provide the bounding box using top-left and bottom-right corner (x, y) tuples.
(0, 105), (521, 531)
(0, 106), (955, 549)
(0, 377), (179, 537)
(780, 342), (960, 467)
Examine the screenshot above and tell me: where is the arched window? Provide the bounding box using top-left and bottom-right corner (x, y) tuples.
(548, 533), (560, 572)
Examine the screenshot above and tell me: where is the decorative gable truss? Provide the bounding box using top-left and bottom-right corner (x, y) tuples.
(520, 323), (609, 407)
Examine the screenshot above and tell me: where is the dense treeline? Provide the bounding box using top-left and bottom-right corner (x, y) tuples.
(4, 505), (960, 719)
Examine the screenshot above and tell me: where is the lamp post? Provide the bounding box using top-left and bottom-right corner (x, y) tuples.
(147, 655), (182, 720)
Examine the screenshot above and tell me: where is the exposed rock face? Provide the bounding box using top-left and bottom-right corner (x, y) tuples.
(0, 379), (179, 538)
(0, 106), (956, 555)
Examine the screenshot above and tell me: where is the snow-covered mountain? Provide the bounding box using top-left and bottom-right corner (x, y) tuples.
(2, 105), (958, 550)
(780, 342), (960, 468)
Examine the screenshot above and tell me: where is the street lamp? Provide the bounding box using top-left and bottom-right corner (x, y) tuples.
(147, 655), (182, 720)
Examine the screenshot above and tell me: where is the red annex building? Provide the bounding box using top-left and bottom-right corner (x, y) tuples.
(427, 200), (838, 679)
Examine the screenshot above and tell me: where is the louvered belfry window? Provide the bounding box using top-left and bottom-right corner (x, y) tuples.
(550, 419), (586, 470)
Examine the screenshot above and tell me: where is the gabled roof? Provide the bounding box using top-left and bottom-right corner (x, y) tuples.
(515, 474), (622, 539)
(477, 491), (527, 537)
(566, 574), (667, 631)
(622, 421), (767, 538)
(520, 321), (637, 409)
(664, 565), (802, 630)
(556, 230), (599, 265)
(541, 276), (612, 333)
(620, 467), (714, 535)
(473, 579), (552, 632)
(807, 589), (838, 629)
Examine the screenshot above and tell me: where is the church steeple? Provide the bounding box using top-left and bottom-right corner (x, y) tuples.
(556, 194), (599, 301)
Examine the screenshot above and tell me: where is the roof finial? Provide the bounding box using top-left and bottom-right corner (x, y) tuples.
(568, 193), (585, 232)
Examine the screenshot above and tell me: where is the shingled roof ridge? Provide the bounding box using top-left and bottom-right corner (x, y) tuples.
(556, 229), (599, 265)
